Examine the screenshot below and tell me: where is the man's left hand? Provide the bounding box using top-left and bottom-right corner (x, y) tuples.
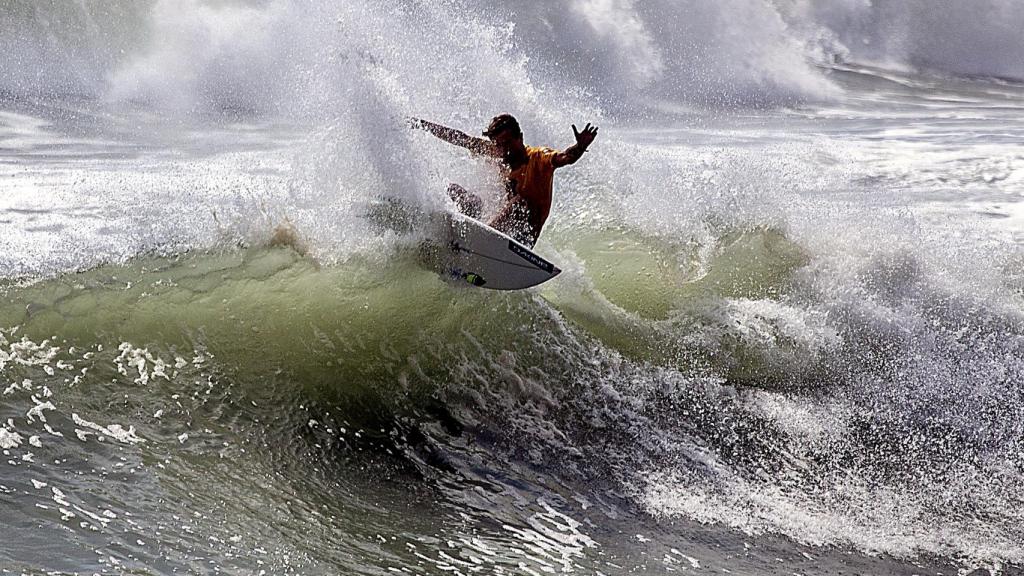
(572, 123), (599, 149)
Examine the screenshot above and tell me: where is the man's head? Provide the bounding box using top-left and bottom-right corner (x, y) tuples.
(483, 114), (525, 160)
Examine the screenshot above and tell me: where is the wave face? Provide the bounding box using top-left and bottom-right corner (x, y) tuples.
(1, 220), (1023, 572)
(3, 1), (1024, 575)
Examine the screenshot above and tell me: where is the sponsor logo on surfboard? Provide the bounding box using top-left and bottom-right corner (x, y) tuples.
(507, 240), (555, 273)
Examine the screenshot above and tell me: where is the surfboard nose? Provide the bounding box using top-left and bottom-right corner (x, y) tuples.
(431, 211), (562, 290)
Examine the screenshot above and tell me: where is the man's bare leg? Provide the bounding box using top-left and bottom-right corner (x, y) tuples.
(447, 184), (483, 219)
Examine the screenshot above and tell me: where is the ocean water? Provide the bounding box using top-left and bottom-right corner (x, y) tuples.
(2, 1), (1024, 574)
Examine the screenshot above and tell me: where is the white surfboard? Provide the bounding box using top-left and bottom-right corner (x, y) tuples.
(423, 211), (561, 290)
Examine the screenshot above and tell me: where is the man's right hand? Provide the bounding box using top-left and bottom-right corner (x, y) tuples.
(407, 117), (500, 158)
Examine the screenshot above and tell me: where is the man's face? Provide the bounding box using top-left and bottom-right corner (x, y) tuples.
(489, 129), (524, 161)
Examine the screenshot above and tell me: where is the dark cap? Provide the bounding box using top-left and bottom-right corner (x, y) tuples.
(482, 114), (521, 137)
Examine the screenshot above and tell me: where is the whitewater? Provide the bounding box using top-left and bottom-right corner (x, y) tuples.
(2, 1), (1024, 574)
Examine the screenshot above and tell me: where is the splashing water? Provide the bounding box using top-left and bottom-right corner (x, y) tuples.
(2, 1), (1024, 574)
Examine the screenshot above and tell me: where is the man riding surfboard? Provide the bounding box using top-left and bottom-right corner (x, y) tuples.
(409, 114), (598, 247)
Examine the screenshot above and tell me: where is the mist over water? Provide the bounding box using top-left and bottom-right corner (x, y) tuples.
(8, 0), (1024, 113)
(2, 1), (1024, 574)
(783, 0), (1024, 81)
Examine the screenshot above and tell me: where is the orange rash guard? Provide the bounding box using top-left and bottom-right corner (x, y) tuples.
(499, 146), (557, 245)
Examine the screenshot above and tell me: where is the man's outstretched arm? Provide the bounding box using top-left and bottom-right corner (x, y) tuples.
(408, 117), (499, 157)
(553, 123), (598, 168)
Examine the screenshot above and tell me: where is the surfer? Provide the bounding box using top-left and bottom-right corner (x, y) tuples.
(408, 114), (597, 247)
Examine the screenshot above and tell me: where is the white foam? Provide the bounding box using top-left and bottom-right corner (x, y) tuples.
(0, 429), (23, 449)
(25, 398), (55, 423)
(71, 414), (146, 445)
(641, 466), (1024, 565)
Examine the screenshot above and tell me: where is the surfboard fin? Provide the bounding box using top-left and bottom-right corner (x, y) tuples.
(463, 273), (486, 286)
